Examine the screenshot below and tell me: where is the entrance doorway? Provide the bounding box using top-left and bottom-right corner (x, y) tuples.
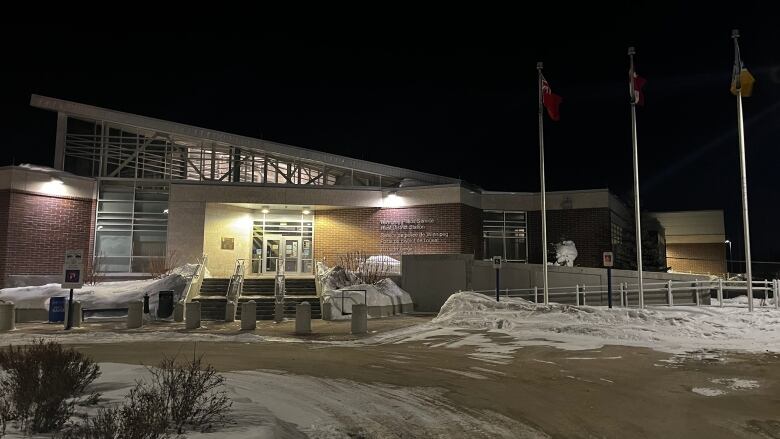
(251, 214), (314, 275)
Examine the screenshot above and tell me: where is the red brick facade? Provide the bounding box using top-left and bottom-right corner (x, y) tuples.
(314, 203), (482, 264)
(527, 208), (613, 268)
(0, 190), (95, 288)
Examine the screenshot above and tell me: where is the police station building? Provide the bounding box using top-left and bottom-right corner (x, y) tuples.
(0, 95), (727, 287)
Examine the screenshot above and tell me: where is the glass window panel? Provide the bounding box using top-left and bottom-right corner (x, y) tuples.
(484, 237), (504, 259)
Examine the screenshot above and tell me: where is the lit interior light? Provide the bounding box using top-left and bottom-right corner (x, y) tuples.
(302, 208), (311, 215)
(163, 209), (169, 214)
(261, 206), (270, 214)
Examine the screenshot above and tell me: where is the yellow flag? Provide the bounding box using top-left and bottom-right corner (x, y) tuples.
(731, 68), (755, 97)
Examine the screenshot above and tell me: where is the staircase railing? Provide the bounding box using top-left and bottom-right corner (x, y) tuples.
(274, 259), (286, 305)
(226, 259), (247, 303)
(182, 254), (208, 304)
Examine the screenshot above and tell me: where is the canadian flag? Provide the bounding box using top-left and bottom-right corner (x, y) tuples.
(541, 77), (562, 121)
(630, 71), (647, 106)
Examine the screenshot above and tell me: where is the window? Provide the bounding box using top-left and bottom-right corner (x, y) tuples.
(95, 181), (169, 273)
(482, 211), (527, 262)
(612, 223), (624, 246)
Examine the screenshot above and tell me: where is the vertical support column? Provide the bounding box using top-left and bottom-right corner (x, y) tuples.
(620, 283), (625, 307)
(764, 279), (769, 305)
(667, 280), (673, 306)
(774, 280), (779, 309)
(534, 286), (538, 304)
(575, 284), (580, 306)
(718, 278), (724, 307)
(694, 281), (700, 306)
(54, 112), (67, 170)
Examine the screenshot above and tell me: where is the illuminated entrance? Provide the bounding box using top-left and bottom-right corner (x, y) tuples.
(251, 213), (314, 275)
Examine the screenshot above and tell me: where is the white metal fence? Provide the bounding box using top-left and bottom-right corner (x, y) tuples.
(466, 279), (780, 309)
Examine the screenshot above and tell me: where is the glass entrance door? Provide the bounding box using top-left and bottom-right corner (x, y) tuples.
(263, 235), (303, 274)
(283, 237), (301, 273)
(264, 236), (281, 273)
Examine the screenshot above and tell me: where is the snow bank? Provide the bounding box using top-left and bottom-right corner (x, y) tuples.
(406, 292), (780, 353)
(552, 240), (577, 266)
(321, 278), (413, 320)
(360, 255), (401, 275)
(0, 273), (188, 310)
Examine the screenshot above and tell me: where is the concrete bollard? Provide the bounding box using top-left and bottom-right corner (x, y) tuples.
(174, 302), (184, 322)
(351, 303), (367, 335)
(274, 302), (284, 323)
(321, 301), (332, 321)
(127, 301), (143, 329)
(225, 301), (236, 322)
(241, 301), (256, 330)
(0, 302), (15, 331)
(296, 301), (311, 335)
(185, 301), (201, 329)
(70, 302), (82, 328)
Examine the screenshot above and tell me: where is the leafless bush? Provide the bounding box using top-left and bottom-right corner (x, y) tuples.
(336, 251), (393, 285)
(0, 339), (100, 434)
(148, 250), (181, 279)
(61, 354), (231, 438)
(85, 252), (107, 286)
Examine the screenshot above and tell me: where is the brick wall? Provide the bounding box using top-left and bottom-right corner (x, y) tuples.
(666, 243), (727, 275)
(0, 190), (95, 288)
(527, 208), (612, 268)
(314, 203), (481, 264)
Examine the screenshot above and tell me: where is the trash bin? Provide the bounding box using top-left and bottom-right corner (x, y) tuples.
(49, 297), (67, 322)
(157, 290), (174, 318)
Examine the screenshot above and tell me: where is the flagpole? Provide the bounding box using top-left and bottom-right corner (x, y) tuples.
(628, 47), (644, 308)
(732, 29), (754, 312)
(537, 61), (549, 305)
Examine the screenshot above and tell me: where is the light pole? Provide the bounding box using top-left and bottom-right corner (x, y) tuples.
(725, 240), (732, 276)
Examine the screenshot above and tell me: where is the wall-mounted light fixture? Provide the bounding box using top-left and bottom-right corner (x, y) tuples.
(41, 177), (66, 196)
(261, 206), (270, 214)
(384, 190), (402, 208)
(302, 207), (311, 215)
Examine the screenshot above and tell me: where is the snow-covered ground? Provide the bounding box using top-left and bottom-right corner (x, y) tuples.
(371, 292), (780, 354)
(2, 362), (546, 438)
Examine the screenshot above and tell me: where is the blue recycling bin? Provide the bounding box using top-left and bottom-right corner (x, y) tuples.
(49, 296), (67, 322)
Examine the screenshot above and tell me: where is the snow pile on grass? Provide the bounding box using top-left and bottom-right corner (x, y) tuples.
(321, 278), (413, 320)
(423, 292), (780, 353)
(360, 255), (401, 275)
(0, 271), (189, 310)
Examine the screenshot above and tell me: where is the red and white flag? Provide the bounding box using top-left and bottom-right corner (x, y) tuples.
(629, 69), (647, 106)
(541, 76), (562, 121)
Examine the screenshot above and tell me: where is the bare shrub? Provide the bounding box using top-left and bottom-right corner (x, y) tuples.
(336, 251), (393, 285)
(85, 252), (107, 286)
(148, 250), (180, 279)
(60, 353), (230, 438)
(0, 339), (100, 434)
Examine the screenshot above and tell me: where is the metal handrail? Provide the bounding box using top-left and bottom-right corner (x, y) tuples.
(226, 259), (247, 302)
(182, 254), (208, 304)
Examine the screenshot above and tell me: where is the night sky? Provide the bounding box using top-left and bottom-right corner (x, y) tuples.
(1, 7), (778, 270)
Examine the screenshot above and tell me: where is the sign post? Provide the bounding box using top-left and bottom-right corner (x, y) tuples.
(493, 256), (502, 302)
(603, 252), (614, 309)
(62, 250), (85, 330)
